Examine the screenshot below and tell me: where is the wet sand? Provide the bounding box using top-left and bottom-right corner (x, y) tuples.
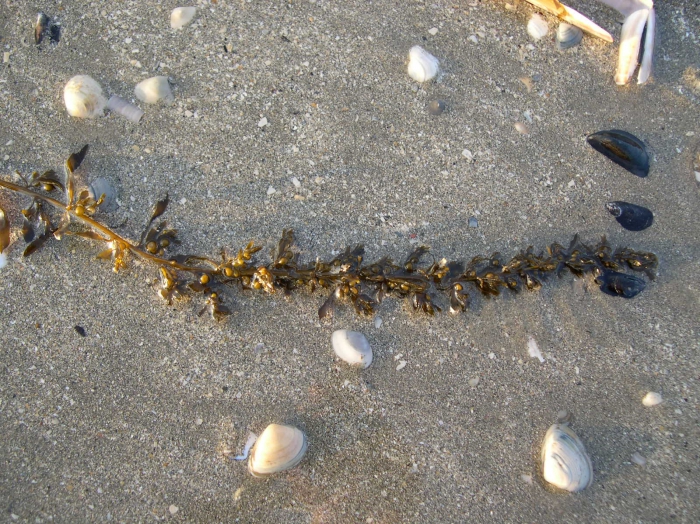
(0, 1), (699, 522)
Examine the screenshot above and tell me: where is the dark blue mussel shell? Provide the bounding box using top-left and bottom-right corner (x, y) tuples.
(606, 201), (654, 231)
(596, 270), (646, 298)
(587, 130), (649, 177)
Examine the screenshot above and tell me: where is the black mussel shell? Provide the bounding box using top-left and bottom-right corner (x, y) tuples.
(587, 130), (649, 178)
(606, 201), (654, 231)
(597, 270), (646, 298)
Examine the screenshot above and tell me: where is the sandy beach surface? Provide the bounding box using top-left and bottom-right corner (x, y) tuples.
(1, 0), (698, 522)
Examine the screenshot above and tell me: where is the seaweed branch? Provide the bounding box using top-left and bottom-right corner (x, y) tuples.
(0, 146), (659, 320)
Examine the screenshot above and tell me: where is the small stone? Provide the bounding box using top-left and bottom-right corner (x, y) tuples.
(168, 505), (179, 515)
(332, 330), (373, 368)
(520, 474), (533, 485)
(124, 37), (133, 44)
(468, 216), (478, 228)
(642, 391), (663, 407)
(184, 110), (193, 118)
(427, 100), (445, 115)
(195, 418), (203, 425)
(631, 452), (646, 466)
(291, 177), (301, 188)
(266, 186), (276, 195)
(3, 52), (10, 63)
(257, 117), (268, 128)
(468, 377), (479, 387)
(428, 27), (439, 36)
(514, 122), (529, 135)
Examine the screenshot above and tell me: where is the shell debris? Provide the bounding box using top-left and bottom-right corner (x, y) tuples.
(642, 391), (662, 407)
(134, 76), (174, 105)
(171, 7), (196, 30)
(407, 46), (439, 83)
(332, 329), (373, 369)
(527, 14), (549, 41)
(107, 95), (144, 123)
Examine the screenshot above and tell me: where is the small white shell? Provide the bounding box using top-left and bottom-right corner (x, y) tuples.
(541, 424), (593, 493)
(642, 391), (662, 407)
(248, 424), (307, 477)
(170, 7), (196, 30)
(134, 76), (174, 105)
(407, 46), (439, 83)
(107, 95), (144, 123)
(63, 75), (107, 118)
(527, 14), (549, 41)
(332, 329), (373, 369)
(88, 178), (119, 213)
(556, 23), (583, 51)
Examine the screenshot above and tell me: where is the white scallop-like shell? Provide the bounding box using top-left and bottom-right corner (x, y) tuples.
(134, 76), (174, 105)
(556, 23), (583, 50)
(88, 177), (119, 213)
(170, 7), (196, 30)
(248, 424), (307, 477)
(407, 46), (439, 83)
(107, 95), (144, 123)
(642, 391), (662, 407)
(541, 424), (593, 493)
(332, 329), (373, 369)
(64, 75), (107, 118)
(527, 14), (549, 41)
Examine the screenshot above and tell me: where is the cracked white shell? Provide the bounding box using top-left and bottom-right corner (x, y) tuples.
(332, 330), (373, 369)
(64, 75), (107, 118)
(248, 424), (307, 477)
(407, 46), (439, 83)
(170, 7), (196, 29)
(541, 424), (593, 492)
(134, 76), (174, 105)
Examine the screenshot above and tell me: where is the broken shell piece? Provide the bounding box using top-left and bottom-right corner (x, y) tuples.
(556, 23), (583, 50)
(134, 76), (174, 105)
(248, 424), (307, 477)
(407, 46), (439, 83)
(642, 391), (662, 407)
(35, 12), (49, 45)
(107, 95), (144, 123)
(170, 7), (196, 29)
(527, 14), (549, 40)
(332, 329), (373, 369)
(615, 8), (650, 85)
(64, 75), (107, 118)
(541, 423), (593, 493)
(88, 178), (119, 213)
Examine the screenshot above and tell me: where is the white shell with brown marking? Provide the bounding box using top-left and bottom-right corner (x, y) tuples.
(248, 424), (307, 477)
(64, 75), (107, 118)
(541, 424), (593, 492)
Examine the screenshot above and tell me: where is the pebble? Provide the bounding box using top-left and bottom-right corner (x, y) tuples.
(428, 100), (446, 115)
(168, 505), (179, 515)
(291, 177), (301, 188)
(267, 186), (276, 195)
(428, 27), (439, 36)
(468, 377), (480, 387)
(642, 391), (663, 407)
(332, 329), (373, 369)
(468, 216), (478, 228)
(514, 122), (529, 135)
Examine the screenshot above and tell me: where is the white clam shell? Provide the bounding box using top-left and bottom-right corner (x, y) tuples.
(407, 46), (439, 83)
(642, 391), (662, 407)
(556, 23), (583, 50)
(541, 424), (593, 493)
(64, 75), (107, 118)
(527, 14), (549, 40)
(248, 424), (307, 477)
(332, 329), (373, 369)
(170, 7), (196, 30)
(134, 76), (174, 105)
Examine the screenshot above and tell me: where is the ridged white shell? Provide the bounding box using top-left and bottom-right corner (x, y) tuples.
(642, 391), (662, 407)
(332, 330), (373, 369)
(541, 424), (593, 493)
(248, 424), (307, 477)
(170, 7), (196, 30)
(407, 46), (439, 83)
(527, 14), (549, 41)
(556, 23), (583, 50)
(134, 76), (174, 105)
(64, 75), (106, 118)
